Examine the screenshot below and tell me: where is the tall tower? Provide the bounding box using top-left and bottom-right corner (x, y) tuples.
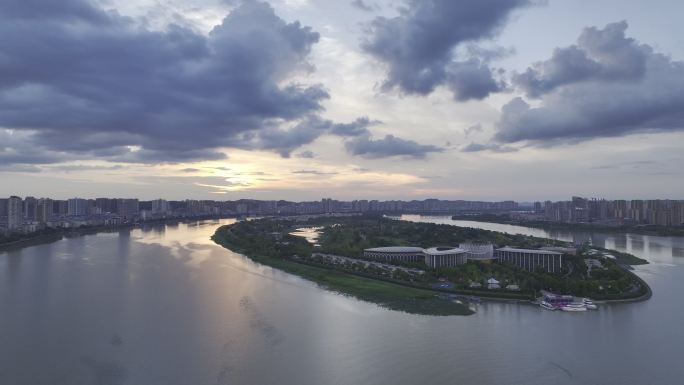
(7, 196), (23, 231)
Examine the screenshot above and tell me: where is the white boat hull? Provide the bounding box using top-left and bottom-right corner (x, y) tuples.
(561, 306), (587, 312)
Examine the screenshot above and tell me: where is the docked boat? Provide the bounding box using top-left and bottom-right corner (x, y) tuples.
(540, 301), (556, 310)
(582, 298), (598, 310)
(561, 303), (588, 312)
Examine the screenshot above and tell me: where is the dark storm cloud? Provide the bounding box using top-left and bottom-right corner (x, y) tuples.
(514, 21), (648, 97)
(361, 0), (530, 100)
(0, 0), (329, 162)
(0, 0), (111, 21)
(345, 134), (443, 159)
(234, 115), (384, 157)
(0, 130), (73, 165)
(494, 22), (684, 145)
(330, 117), (380, 136)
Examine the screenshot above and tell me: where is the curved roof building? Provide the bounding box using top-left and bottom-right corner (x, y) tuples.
(459, 243), (495, 261)
(363, 246), (425, 263)
(423, 247), (468, 268)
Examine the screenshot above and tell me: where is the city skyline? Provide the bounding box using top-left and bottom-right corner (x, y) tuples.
(1, 0), (684, 201)
(2, 193), (683, 232)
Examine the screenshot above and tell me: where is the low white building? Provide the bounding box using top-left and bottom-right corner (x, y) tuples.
(487, 278), (500, 289)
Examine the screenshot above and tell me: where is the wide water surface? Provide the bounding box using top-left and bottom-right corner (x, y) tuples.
(1, 217), (682, 385)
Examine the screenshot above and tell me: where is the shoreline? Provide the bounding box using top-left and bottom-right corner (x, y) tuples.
(449, 215), (684, 237)
(215, 237), (652, 306)
(212, 218), (653, 309)
(211, 230), (475, 316)
(0, 216), (232, 253)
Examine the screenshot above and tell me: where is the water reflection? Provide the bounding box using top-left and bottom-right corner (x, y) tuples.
(290, 226), (323, 244)
(1, 218), (683, 385)
(630, 236), (645, 253)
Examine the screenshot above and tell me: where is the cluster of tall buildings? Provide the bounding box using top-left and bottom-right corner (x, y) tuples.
(3, 194), (681, 236)
(0, 196), (519, 235)
(0, 196), (226, 235)
(529, 197), (684, 227)
(280, 198), (517, 215)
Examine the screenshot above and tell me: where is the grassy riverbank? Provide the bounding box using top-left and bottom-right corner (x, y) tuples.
(212, 229), (473, 316)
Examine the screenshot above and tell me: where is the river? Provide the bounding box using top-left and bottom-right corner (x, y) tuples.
(1, 217), (682, 385)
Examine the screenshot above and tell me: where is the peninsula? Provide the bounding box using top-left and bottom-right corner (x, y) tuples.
(212, 215), (650, 316)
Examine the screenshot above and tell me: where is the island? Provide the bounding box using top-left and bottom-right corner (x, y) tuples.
(212, 215), (650, 316)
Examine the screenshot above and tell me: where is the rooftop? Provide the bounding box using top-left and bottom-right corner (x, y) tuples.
(424, 247), (467, 256)
(364, 246), (424, 253)
(496, 247), (562, 255)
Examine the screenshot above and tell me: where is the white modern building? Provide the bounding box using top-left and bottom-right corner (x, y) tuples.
(495, 247), (564, 273)
(363, 246), (426, 263)
(459, 242), (495, 261)
(423, 247), (468, 269)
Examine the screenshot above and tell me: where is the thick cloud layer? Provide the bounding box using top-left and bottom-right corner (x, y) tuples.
(493, 22), (684, 145)
(0, 0), (327, 162)
(514, 21), (648, 97)
(0, 0), (442, 164)
(362, 0), (529, 100)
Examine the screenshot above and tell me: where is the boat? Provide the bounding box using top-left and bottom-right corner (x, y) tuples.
(540, 301), (556, 310)
(561, 303), (588, 312)
(582, 298), (598, 310)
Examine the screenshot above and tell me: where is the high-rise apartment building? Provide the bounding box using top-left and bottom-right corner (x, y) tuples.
(36, 198), (53, 223)
(23, 196), (37, 221)
(151, 199), (169, 214)
(7, 196), (23, 230)
(117, 199), (139, 220)
(67, 198), (88, 216)
(0, 198), (7, 218)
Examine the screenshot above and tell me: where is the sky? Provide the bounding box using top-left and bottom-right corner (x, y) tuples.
(1, 0), (683, 201)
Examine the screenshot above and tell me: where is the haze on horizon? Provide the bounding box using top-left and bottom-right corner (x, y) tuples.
(1, 0), (683, 202)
